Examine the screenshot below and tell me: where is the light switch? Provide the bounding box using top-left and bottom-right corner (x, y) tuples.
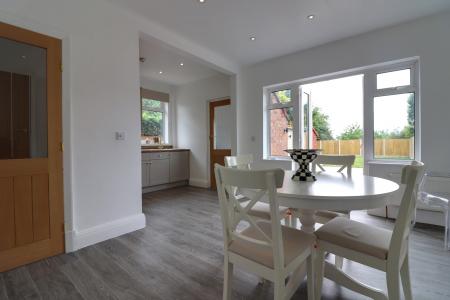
(115, 131), (126, 141)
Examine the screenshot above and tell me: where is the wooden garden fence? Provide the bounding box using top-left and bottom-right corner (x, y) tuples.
(318, 138), (414, 158)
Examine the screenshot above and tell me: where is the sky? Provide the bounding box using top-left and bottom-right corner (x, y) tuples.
(302, 73), (410, 138)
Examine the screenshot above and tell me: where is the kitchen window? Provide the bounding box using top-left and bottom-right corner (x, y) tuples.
(141, 88), (170, 145)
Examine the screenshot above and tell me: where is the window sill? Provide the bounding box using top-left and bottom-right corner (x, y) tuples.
(366, 160), (413, 166)
(262, 156), (292, 161)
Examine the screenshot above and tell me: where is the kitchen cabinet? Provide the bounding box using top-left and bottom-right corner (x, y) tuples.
(149, 158), (170, 186)
(170, 151), (190, 182)
(141, 149), (190, 191)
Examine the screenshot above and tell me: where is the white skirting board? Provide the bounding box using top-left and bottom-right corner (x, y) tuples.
(65, 213), (146, 252)
(189, 178), (209, 188)
(142, 180), (188, 193)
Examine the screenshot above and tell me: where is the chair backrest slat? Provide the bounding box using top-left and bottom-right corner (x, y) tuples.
(215, 164), (285, 270)
(312, 155), (355, 176)
(225, 154), (253, 170)
(389, 161), (425, 264)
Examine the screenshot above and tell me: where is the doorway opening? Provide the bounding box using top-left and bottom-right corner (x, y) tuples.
(300, 74), (364, 169)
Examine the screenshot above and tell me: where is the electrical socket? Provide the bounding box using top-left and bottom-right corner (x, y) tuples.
(115, 131), (126, 141)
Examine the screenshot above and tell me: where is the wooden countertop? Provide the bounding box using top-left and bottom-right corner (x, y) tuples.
(141, 148), (190, 153)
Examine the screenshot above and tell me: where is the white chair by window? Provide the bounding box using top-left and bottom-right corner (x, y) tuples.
(311, 155), (356, 224)
(214, 165), (316, 300)
(417, 172), (450, 250)
(225, 154), (253, 170)
(312, 154), (355, 177)
(308, 155), (356, 269)
(314, 162), (424, 300)
(225, 154), (289, 221)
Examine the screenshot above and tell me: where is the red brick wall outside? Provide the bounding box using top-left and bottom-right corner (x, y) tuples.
(270, 110), (320, 156)
(270, 109), (290, 156)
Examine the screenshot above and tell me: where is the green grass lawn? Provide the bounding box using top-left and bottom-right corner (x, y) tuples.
(353, 155), (364, 168)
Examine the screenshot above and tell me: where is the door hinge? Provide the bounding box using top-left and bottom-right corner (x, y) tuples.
(60, 142), (64, 152)
(60, 63), (63, 72)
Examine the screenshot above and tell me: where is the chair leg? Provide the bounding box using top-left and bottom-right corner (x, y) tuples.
(445, 210), (449, 250)
(386, 265), (401, 300)
(274, 277), (285, 300)
(400, 253), (413, 300)
(335, 255), (344, 269)
(223, 256), (233, 300)
(306, 254), (315, 300)
(314, 249), (325, 300)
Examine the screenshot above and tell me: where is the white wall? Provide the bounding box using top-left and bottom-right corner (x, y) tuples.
(0, 0), (145, 251)
(175, 74), (230, 187)
(237, 11), (450, 173)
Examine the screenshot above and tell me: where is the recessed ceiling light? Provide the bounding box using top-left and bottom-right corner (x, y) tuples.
(21, 55), (27, 59)
(198, 0), (205, 3)
(250, 36), (256, 41)
(179, 62), (184, 66)
(307, 14), (316, 20)
(159, 71), (163, 74)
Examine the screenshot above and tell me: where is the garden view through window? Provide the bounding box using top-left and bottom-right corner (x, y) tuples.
(266, 61), (417, 167)
(141, 98), (166, 144)
(269, 90), (293, 156)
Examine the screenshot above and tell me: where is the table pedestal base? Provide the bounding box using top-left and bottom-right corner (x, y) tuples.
(291, 208), (316, 233)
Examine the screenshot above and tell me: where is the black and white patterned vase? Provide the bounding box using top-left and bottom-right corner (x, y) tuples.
(285, 149), (320, 182)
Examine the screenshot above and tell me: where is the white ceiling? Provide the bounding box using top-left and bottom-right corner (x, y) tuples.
(110, 0), (450, 67)
(139, 35), (223, 86)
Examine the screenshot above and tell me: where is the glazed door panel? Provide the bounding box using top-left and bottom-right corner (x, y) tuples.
(0, 22), (63, 272)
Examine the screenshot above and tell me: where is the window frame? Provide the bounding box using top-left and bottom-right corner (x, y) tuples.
(264, 85), (299, 158)
(141, 97), (169, 144)
(364, 60), (419, 164)
(263, 58), (420, 165)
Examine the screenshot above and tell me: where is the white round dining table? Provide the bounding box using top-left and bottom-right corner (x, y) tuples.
(277, 170), (400, 233)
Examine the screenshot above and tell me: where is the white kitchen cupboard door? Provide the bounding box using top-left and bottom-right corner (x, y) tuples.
(142, 162), (151, 187)
(149, 159), (170, 186)
(170, 151), (189, 182)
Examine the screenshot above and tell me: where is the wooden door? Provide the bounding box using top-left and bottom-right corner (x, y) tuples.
(209, 99), (231, 189)
(0, 22), (63, 272)
(0, 71), (31, 159)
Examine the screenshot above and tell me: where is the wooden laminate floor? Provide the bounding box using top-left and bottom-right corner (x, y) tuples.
(1, 186), (450, 300)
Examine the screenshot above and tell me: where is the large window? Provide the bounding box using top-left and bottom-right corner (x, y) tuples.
(264, 59), (419, 166)
(141, 88), (170, 145)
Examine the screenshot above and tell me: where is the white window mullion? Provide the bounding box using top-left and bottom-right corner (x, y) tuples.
(292, 86), (300, 150)
(363, 71), (375, 171)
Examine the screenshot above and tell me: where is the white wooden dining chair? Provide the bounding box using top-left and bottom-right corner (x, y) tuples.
(225, 154), (253, 170)
(225, 154), (289, 221)
(311, 155), (356, 224)
(314, 161), (425, 300)
(215, 164), (316, 300)
(312, 154), (355, 177)
(306, 155), (356, 269)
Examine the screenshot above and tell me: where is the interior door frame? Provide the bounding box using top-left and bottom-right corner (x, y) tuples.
(0, 21), (64, 271)
(209, 98), (231, 189)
